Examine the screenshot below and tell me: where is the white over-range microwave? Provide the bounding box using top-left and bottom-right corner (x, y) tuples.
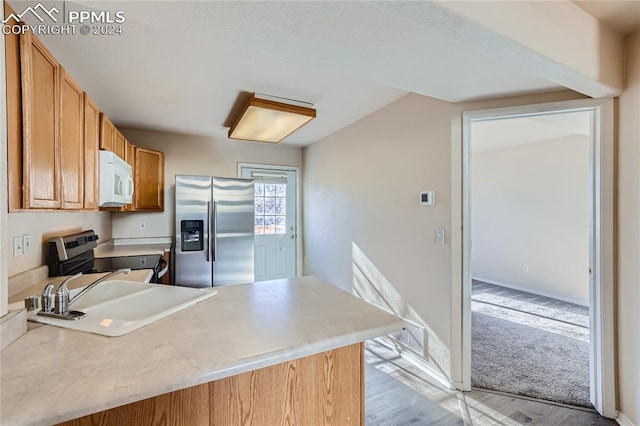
(99, 150), (134, 207)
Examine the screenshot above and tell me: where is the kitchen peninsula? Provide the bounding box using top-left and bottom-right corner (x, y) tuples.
(1, 276), (405, 425)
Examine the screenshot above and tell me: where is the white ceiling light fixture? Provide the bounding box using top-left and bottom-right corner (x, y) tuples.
(228, 94), (316, 143)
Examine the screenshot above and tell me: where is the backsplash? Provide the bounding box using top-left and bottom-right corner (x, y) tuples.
(6, 211), (112, 276)
(7, 265), (47, 298)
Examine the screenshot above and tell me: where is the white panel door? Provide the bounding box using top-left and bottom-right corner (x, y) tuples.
(240, 167), (297, 281)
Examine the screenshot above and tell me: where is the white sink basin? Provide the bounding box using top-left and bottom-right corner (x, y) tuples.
(70, 280), (150, 310)
(29, 281), (217, 337)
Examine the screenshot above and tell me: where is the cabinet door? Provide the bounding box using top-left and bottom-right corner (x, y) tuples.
(123, 140), (135, 211)
(84, 95), (100, 210)
(5, 4), (23, 211)
(99, 113), (115, 152)
(125, 140), (135, 166)
(114, 129), (126, 159)
(20, 30), (61, 209)
(134, 147), (165, 211)
(59, 68), (85, 209)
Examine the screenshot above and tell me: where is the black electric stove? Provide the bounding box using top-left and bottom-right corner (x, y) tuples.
(48, 230), (166, 283)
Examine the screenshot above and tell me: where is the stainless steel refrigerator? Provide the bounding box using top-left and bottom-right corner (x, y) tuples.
(175, 175), (255, 287)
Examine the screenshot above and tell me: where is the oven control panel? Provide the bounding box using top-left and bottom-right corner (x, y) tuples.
(49, 230), (99, 262)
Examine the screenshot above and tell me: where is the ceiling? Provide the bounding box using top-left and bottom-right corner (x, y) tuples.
(471, 111), (592, 153)
(9, 1), (637, 146)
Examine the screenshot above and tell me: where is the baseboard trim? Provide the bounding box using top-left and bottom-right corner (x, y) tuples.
(616, 411), (634, 426)
(451, 380), (466, 391)
(374, 336), (455, 391)
(473, 276), (589, 307)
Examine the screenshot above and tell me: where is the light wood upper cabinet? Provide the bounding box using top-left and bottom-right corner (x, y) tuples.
(114, 129), (126, 159)
(123, 140), (136, 211)
(100, 114), (125, 159)
(84, 95), (100, 210)
(125, 140), (135, 166)
(134, 147), (165, 211)
(6, 22), (166, 212)
(59, 68), (85, 209)
(20, 29), (61, 209)
(5, 3), (23, 212)
(99, 113), (115, 152)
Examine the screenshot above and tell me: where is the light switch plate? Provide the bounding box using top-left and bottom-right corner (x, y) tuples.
(22, 234), (31, 254)
(13, 236), (23, 257)
(435, 227), (445, 245)
(420, 191), (435, 206)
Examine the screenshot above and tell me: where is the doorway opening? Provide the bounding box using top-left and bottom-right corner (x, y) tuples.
(469, 111), (592, 407)
(452, 98), (615, 418)
(238, 163), (301, 282)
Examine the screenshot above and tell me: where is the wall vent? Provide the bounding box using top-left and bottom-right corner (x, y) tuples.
(388, 320), (425, 357)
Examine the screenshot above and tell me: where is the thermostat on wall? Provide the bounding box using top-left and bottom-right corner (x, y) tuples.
(420, 191), (435, 206)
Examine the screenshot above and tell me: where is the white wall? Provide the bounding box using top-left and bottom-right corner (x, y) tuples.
(304, 93), (455, 375)
(111, 130), (303, 239)
(302, 90), (586, 379)
(471, 135), (590, 305)
(617, 29), (640, 425)
(1, 0), (8, 316)
(6, 211), (112, 277)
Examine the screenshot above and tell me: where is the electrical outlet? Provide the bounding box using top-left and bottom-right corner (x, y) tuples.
(435, 227), (445, 245)
(139, 221), (146, 231)
(523, 264), (529, 272)
(13, 236), (23, 257)
(22, 234), (31, 254)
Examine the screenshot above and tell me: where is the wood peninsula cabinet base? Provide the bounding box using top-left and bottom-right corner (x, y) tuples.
(58, 343), (364, 426)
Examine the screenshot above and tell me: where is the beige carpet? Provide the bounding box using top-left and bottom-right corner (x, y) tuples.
(471, 281), (591, 407)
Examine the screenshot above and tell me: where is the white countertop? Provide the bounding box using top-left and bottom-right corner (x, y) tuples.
(0, 276), (405, 425)
(94, 242), (171, 258)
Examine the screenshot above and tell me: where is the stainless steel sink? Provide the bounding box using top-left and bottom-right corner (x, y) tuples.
(29, 281), (217, 337)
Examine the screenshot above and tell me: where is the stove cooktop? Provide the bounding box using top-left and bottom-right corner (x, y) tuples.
(91, 254), (162, 273)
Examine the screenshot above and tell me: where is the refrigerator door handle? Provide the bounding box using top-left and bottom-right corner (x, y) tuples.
(206, 201), (211, 262)
(212, 201), (218, 261)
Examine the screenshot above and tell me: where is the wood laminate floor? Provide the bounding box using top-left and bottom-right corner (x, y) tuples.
(365, 339), (616, 426)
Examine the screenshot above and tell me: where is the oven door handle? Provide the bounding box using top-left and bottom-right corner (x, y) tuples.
(156, 259), (168, 280)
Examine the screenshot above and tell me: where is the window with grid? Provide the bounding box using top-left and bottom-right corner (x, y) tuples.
(254, 182), (286, 234)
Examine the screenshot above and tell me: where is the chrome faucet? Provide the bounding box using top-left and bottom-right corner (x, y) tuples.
(41, 283), (55, 313)
(54, 272), (83, 315)
(38, 269), (131, 320)
(40, 272), (82, 314)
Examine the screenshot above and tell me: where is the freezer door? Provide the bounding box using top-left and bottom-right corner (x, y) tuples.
(212, 177), (255, 286)
(175, 175), (212, 287)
